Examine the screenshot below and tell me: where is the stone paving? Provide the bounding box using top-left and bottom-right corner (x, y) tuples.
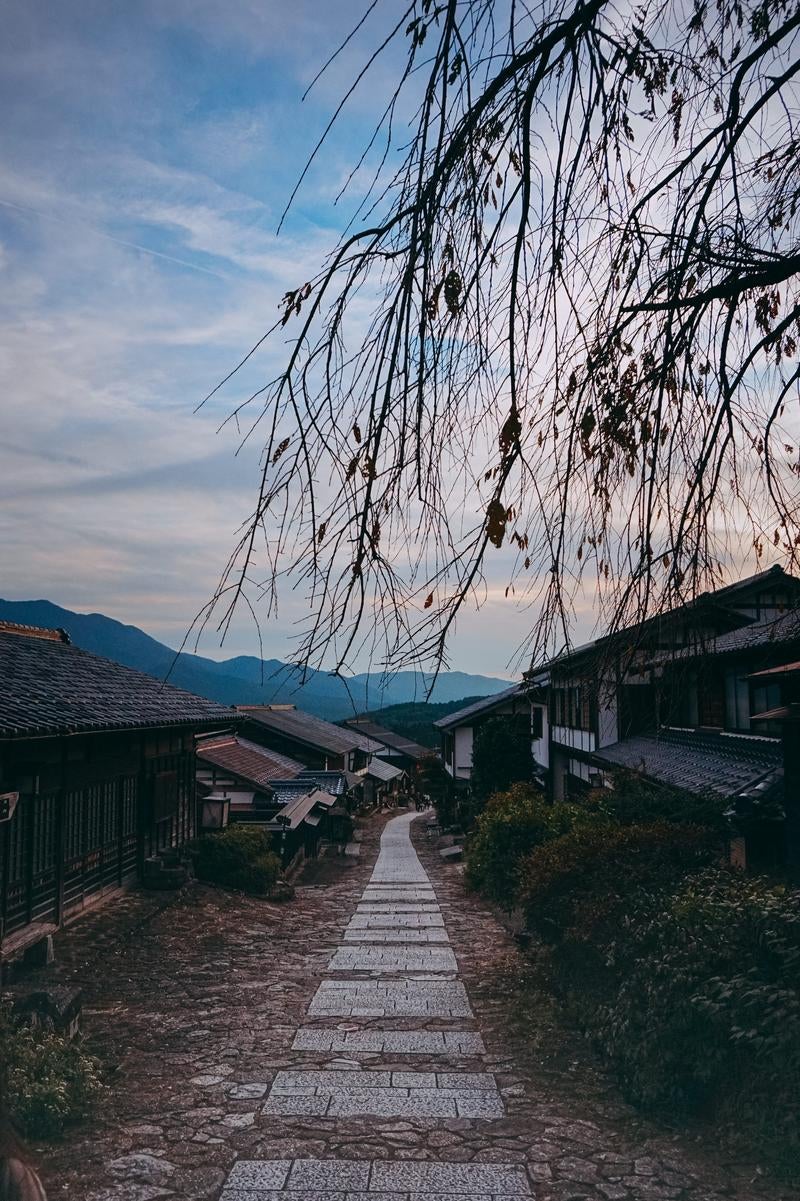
(30, 809), (795, 1201)
(239, 811), (509, 1160)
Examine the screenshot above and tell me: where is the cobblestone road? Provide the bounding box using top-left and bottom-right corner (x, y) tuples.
(34, 811), (792, 1201)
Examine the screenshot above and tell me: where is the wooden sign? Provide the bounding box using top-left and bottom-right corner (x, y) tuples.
(0, 792), (19, 822)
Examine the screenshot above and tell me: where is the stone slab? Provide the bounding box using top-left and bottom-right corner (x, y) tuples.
(348, 913), (444, 928)
(263, 1089), (504, 1119)
(355, 904), (440, 915)
(327, 946), (457, 972)
(343, 928), (450, 943)
(263, 1070), (504, 1119)
(221, 1160), (532, 1197)
(308, 979), (473, 1018)
(291, 1029), (486, 1055)
(369, 1162), (531, 1194)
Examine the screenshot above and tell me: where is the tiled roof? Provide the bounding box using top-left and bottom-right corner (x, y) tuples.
(277, 788), (334, 829)
(593, 727), (782, 798)
(296, 770), (353, 797)
(533, 566), (800, 674)
(433, 685), (524, 730)
(196, 735), (304, 790)
(708, 563), (796, 603)
(236, 706), (382, 755)
(357, 758), (405, 782)
(709, 608), (800, 655)
(344, 719), (429, 759)
(0, 622), (236, 737)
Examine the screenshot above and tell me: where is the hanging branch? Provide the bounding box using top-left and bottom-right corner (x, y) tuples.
(204, 0), (800, 680)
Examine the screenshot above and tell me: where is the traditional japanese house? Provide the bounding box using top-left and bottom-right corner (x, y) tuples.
(434, 685), (549, 784)
(343, 718), (429, 771)
(196, 731), (305, 821)
(0, 621), (235, 957)
(539, 566), (800, 800)
(356, 757), (407, 807)
(235, 705), (382, 771)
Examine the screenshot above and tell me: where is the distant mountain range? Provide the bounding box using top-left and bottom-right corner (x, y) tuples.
(0, 598), (513, 720)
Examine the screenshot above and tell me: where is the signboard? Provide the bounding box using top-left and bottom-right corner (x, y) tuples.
(0, 792), (19, 822)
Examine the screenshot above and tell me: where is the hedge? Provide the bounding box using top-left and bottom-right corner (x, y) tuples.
(194, 826), (282, 895)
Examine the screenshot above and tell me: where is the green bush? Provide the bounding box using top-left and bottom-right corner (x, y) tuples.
(194, 825), (282, 895)
(464, 784), (585, 909)
(587, 769), (728, 830)
(595, 870), (800, 1167)
(0, 1007), (106, 1138)
(520, 820), (716, 948)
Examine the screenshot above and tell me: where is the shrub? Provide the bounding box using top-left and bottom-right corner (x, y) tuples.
(586, 769), (728, 830)
(0, 1006), (106, 1138)
(194, 825), (282, 895)
(520, 820), (716, 949)
(464, 784), (585, 909)
(595, 870), (800, 1158)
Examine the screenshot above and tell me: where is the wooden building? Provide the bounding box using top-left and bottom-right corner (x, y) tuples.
(0, 621), (235, 956)
(343, 718), (429, 771)
(196, 731), (305, 821)
(235, 705), (381, 771)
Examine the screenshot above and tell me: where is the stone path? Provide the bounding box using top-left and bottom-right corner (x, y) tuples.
(219, 811), (518, 1197)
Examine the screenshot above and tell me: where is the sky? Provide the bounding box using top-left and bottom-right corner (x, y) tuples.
(0, 0), (537, 679)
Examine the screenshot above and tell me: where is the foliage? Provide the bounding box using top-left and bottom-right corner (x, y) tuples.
(471, 715), (534, 803)
(587, 770), (728, 831)
(464, 784), (584, 908)
(0, 1006), (106, 1138)
(520, 820), (716, 947)
(415, 751), (453, 825)
(206, 0), (800, 678)
(194, 825), (282, 895)
(595, 871), (800, 1170)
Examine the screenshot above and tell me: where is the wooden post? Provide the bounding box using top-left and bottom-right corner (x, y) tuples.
(782, 704), (800, 871)
(54, 738), (67, 926)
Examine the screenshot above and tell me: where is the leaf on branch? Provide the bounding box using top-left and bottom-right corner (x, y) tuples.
(447, 53), (462, 84)
(423, 592), (434, 609)
(444, 269), (462, 314)
(486, 498), (508, 548)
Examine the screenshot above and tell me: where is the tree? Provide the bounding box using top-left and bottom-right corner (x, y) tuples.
(471, 714), (534, 802)
(416, 751), (455, 824)
(205, 0), (800, 677)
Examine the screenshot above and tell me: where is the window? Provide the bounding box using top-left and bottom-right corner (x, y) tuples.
(531, 707), (543, 740)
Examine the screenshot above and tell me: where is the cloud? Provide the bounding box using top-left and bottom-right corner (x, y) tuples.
(0, 0), (541, 673)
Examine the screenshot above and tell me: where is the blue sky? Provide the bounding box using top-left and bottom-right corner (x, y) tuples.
(0, 0), (532, 678)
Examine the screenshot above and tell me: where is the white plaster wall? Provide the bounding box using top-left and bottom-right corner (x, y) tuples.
(552, 725), (596, 752)
(454, 726), (474, 778)
(568, 758), (592, 783)
(597, 686), (618, 748)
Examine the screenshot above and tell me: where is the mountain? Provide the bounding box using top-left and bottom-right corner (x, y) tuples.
(0, 599), (513, 719)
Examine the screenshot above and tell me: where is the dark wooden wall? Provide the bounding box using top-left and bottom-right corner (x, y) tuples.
(0, 727), (198, 942)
